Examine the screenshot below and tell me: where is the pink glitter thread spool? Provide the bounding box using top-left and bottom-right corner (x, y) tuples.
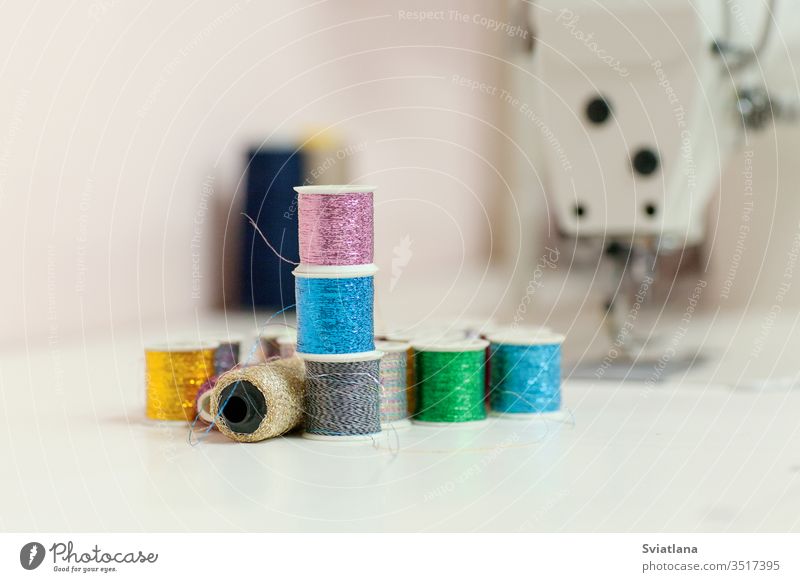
(295, 185), (375, 266)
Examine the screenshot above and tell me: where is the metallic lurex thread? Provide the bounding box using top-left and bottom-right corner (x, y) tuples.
(489, 338), (562, 414)
(212, 358), (305, 443)
(376, 342), (409, 424)
(145, 344), (216, 421)
(413, 343), (488, 423)
(295, 275), (374, 354)
(214, 341), (240, 375)
(297, 190), (374, 265)
(304, 358), (381, 437)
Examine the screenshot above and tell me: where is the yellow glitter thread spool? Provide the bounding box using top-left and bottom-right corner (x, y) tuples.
(145, 342), (218, 421)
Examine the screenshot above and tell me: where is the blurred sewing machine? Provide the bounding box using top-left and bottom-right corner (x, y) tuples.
(508, 0), (798, 372)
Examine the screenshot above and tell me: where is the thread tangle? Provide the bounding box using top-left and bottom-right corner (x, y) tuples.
(413, 344), (487, 423)
(304, 359), (381, 437)
(295, 276), (374, 354)
(489, 340), (562, 414)
(297, 190), (374, 265)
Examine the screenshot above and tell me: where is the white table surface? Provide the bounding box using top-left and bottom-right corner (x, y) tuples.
(2, 309), (799, 533)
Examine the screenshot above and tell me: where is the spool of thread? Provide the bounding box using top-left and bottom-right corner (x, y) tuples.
(145, 342), (218, 421)
(375, 341), (410, 429)
(213, 339), (241, 374)
(412, 339), (489, 426)
(294, 185), (374, 265)
(300, 351), (382, 440)
(488, 332), (564, 417)
(211, 358), (305, 443)
(195, 374), (219, 425)
(294, 264), (376, 355)
(277, 334), (297, 359)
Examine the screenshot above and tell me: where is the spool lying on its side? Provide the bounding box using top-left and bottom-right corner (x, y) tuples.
(211, 358), (305, 443)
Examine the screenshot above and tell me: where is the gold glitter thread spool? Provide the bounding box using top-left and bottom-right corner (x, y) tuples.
(211, 358), (305, 443)
(145, 342), (218, 421)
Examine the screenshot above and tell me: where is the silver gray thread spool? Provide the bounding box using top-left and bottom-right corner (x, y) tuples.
(303, 358), (381, 440)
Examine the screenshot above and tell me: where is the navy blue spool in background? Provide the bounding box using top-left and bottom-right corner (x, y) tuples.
(241, 147), (302, 310)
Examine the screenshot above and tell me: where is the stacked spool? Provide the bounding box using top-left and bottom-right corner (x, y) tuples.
(293, 185), (382, 441)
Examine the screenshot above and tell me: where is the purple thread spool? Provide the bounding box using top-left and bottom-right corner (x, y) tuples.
(214, 340), (241, 375)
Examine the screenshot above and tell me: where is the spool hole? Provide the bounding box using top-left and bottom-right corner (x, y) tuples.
(222, 396), (248, 424)
(573, 203), (586, 218)
(218, 380), (267, 434)
(644, 203), (657, 217)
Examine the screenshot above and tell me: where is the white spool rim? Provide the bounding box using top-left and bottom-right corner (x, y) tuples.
(144, 340), (220, 352)
(487, 332), (565, 346)
(293, 263), (378, 278)
(410, 338), (489, 352)
(413, 418), (489, 428)
(257, 328), (295, 340)
(294, 185), (376, 195)
(302, 431), (382, 442)
(297, 350), (384, 363)
(276, 334), (297, 345)
(381, 418), (412, 430)
(375, 340), (410, 352)
(197, 391), (215, 423)
(494, 324), (553, 336)
(490, 409), (568, 421)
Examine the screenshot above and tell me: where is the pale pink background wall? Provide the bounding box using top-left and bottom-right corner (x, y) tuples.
(0, 0), (510, 344)
(3, 0), (800, 346)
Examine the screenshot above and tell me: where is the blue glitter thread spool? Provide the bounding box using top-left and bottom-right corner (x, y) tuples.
(293, 264), (377, 356)
(299, 350), (383, 441)
(488, 332), (565, 418)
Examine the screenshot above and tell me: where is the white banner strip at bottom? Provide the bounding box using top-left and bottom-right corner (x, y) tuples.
(1, 533), (799, 580)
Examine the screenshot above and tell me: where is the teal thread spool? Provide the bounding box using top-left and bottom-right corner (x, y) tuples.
(412, 339), (489, 426)
(488, 331), (565, 419)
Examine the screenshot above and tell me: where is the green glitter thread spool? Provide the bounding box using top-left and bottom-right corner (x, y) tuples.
(411, 339), (489, 426)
